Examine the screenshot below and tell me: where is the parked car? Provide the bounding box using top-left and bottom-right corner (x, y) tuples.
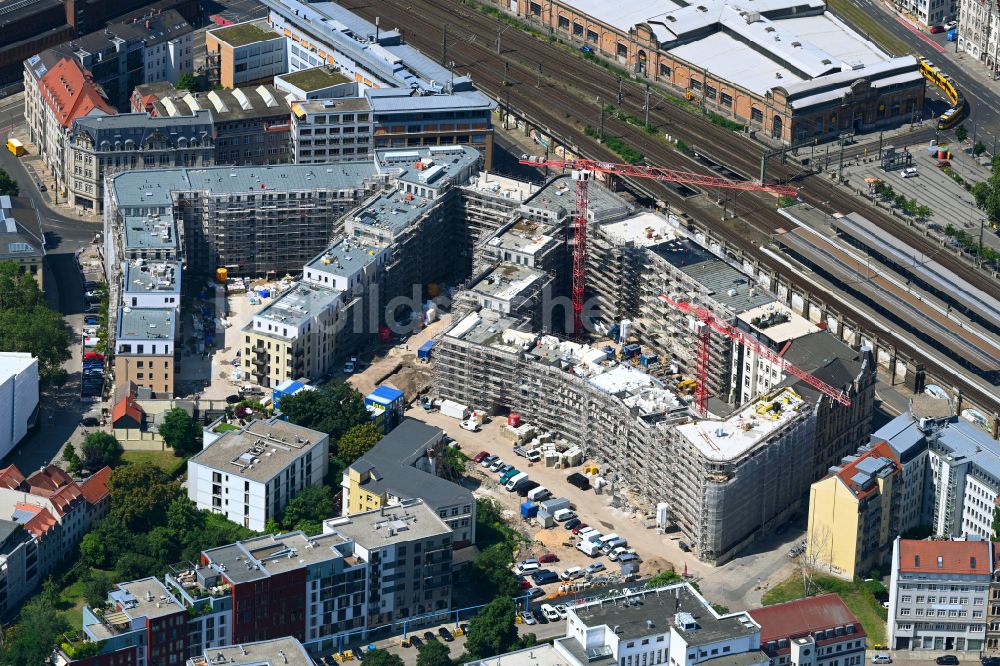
(408, 636), (422, 648)
(539, 553), (558, 563)
(572, 523), (589, 535)
(871, 655), (891, 665)
(519, 610), (537, 625)
(480, 455), (498, 468)
(460, 419), (480, 432)
(945, 19), (958, 29)
(532, 570), (559, 585)
(563, 518), (582, 531)
(540, 604), (559, 621)
(84, 315), (100, 326)
(586, 562), (606, 575)
(937, 657), (959, 666)
(618, 552), (640, 564)
(36, 180), (46, 192)
(81, 417), (100, 427)
(497, 464), (515, 477)
(516, 559), (540, 574)
(900, 167), (918, 178)
(422, 631), (437, 643)
(473, 451), (491, 462)
(343, 358), (357, 374)
(608, 546), (629, 561)
(567, 472), (591, 490)
(489, 458), (506, 472)
(678, 541), (691, 552)
(554, 604), (568, 619)
(517, 480), (540, 497)
(438, 627), (453, 642)
(930, 24), (945, 33)
(560, 567), (585, 581)
(527, 586), (545, 599)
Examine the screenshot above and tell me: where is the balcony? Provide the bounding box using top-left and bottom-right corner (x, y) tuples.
(252, 368), (266, 379)
(251, 357), (267, 367)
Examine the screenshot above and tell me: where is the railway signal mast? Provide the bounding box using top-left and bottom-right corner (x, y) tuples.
(658, 294), (852, 416)
(518, 155), (798, 336)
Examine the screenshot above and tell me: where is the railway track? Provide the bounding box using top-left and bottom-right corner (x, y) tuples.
(341, 0), (1000, 411)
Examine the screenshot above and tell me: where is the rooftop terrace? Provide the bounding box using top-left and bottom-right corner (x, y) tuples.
(280, 66), (352, 91)
(210, 20), (280, 47)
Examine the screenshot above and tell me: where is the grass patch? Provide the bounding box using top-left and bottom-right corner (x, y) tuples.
(121, 449), (187, 477)
(826, 0), (909, 56)
(763, 574), (888, 645)
(212, 422), (240, 433)
(57, 578), (87, 629)
(584, 125), (644, 163)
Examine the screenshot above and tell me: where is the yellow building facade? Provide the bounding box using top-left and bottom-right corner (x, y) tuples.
(807, 440), (901, 580)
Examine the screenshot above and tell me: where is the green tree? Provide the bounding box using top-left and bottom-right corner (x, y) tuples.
(361, 649), (405, 666)
(974, 141), (987, 156)
(0, 262), (71, 383)
(80, 432), (122, 470)
(645, 569), (683, 588)
(0, 169), (18, 197)
(106, 462), (182, 532)
(62, 443), (82, 475)
(280, 485), (335, 534)
(992, 505), (1000, 540)
(474, 543), (519, 598)
(0, 579), (67, 666)
(158, 407), (203, 456)
(82, 570), (115, 606)
(337, 422), (382, 463)
(464, 596), (519, 660)
(417, 640), (453, 666)
(712, 604), (731, 615)
(281, 381), (369, 443)
(955, 124), (969, 142)
(176, 73), (199, 91)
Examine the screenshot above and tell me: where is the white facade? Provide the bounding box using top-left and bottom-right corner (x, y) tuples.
(899, 0), (956, 27)
(0, 353), (39, 459)
(145, 32), (194, 83)
(122, 260), (182, 310)
(958, 0), (1000, 77)
(187, 419), (329, 531)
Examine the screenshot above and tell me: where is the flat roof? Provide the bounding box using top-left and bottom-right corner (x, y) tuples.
(0, 196), (44, 261)
(674, 387), (808, 461)
(190, 637), (314, 666)
(486, 226), (557, 256)
(654, 239), (774, 313)
(117, 307), (174, 341)
(210, 20), (280, 47)
(0, 352), (35, 379)
(124, 260), (181, 295)
(463, 172), (540, 202)
(471, 264), (547, 301)
(465, 644), (565, 666)
(524, 175), (632, 221)
(304, 237), (383, 278)
(189, 417), (326, 483)
(599, 211), (679, 247)
(111, 163), (380, 209)
(444, 310), (525, 347)
(352, 190), (436, 237)
(569, 583), (760, 646)
(292, 97), (371, 117)
(375, 145), (481, 188)
(737, 302), (819, 344)
(252, 281), (342, 331)
(324, 500), (452, 546)
(112, 578), (181, 620)
(280, 66), (352, 91)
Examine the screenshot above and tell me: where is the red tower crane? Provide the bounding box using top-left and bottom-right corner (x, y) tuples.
(658, 294), (852, 415)
(519, 156), (798, 335)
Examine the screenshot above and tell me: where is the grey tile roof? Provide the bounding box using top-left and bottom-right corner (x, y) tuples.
(72, 111), (213, 147)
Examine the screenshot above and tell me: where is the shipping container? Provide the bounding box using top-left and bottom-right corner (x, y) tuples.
(520, 502), (538, 519)
(439, 399), (470, 420)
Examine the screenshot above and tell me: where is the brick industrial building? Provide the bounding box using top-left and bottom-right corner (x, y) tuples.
(501, 0), (925, 144)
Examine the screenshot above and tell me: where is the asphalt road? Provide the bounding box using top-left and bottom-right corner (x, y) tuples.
(0, 96), (103, 471)
(843, 0), (1000, 138)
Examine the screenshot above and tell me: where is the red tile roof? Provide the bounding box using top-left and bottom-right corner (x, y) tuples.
(48, 483), (83, 517)
(749, 594), (865, 644)
(80, 466), (112, 505)
(0, 465), (26, 489)
(112, 395), (143, 426)
(37, 58), (115, 130)
(25, 465), (74, 495)
(898, 539), (990, 575)
(23, 507), (57, 538)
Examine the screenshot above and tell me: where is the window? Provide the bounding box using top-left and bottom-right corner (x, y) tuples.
(616, 43), (628, 58)
(558, 15), (569, 29)
(751, 107), (764, 122)
(587, 29), (599, 42)
(720, 92), (733, 106)
(705, 85), (717, 100)
(659, 63), (671, 77)
(690, 78), (703, 91)
(573, 22), (583, 35)
(529, 1), (541, 15)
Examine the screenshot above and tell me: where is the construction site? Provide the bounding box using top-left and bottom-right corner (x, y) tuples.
(432, 160), (877, 564)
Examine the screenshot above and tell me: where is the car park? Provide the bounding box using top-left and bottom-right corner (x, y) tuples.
(540, 604), (559, 621)
(539, 553), (558, 563)
(586, 562), (606, 575)
(438, 627), (453, 642)
(519, 610), (537, 625)
(473, 451), (490, 462)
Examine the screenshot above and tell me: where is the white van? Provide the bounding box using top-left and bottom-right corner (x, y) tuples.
(561, 566), (585, 581)
(602, 537), (627, 554)
(505, 472), (528, 491)
(553, 508), (576, 522)
(576, 540), (602, 557)
(577, 527), (599, 540)
(527, 486), (551, 502)
(540, 604), (559, 621)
